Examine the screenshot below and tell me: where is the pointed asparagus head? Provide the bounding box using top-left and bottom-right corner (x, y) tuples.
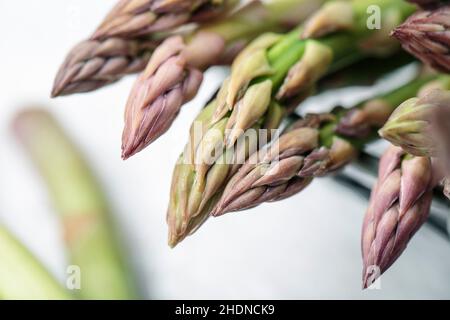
(362, 146), (435, 289)
(379, 89), (450, 157)
(212, 125), (319, 216)
(51, 38), (154, 97)
(392, 6), (450, 73)
(121, 34), (227, 159)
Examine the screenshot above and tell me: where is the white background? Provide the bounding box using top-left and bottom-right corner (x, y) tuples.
(0, 1), (450, 299)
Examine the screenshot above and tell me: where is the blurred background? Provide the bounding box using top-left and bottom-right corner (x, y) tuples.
(1, 0), (450, 299)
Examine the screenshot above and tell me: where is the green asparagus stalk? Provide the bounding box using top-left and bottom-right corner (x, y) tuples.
(0, 226), (71, 300)
(167, 0), (416, 247)
(13, 110), (137, 300)
(212, 74), (450, 216)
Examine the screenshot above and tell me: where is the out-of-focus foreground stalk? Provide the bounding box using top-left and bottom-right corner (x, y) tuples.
(13, 109), (137, 300)
(0, 226), (71, 300)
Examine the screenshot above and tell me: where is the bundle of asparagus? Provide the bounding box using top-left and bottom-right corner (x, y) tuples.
(46, 0), (450, 290)
(121, 0), (325, 158)
(52, 0), (241, 97)
(166, 0), (416, 247)
(51, 0), (324, 98)
(53, 0), (326, 157)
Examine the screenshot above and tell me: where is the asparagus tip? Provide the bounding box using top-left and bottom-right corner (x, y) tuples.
(50, 90), (59, 98)
(168, 232), (181, 249)
(210, 205), (224, 217)
(377, 127), (387, 139)
(362, 267), (380, 290)
(50, 82), (64, 98)
(121, 144), (139, 160)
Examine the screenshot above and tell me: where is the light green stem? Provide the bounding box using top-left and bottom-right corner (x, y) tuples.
(14, 110), (137, 300)
(0, 226), (71, 300)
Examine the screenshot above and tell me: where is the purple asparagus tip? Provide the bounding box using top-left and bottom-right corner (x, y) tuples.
(121, 33), (226, 159)
(361, 146), (438, 289)
(51, 38), (154, 98)
(392, 6), (450, 73)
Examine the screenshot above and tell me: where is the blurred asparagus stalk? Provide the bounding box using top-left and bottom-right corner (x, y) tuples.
(392, 5), (450, 73)
(121, 0), (326, 159)
(13, 110), (137, 299)
(212, 74), (450, 216)
(166, 0), (416, 247)
(51, 0), (240, 97)
(361, 146), (440, 289)
(0, 225), (71, 300)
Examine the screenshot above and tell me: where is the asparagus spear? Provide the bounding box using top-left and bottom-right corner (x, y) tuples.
(13, 110), (137, 300)
(51, 0), (239, 97)
(392, 5), (450, 73)
(122, 0), (326, 159)
(380, 88), (450, 158)
(166, 0), (417, 247)
(379, 88), (450, 199)
(92, 0), (238, 40)
(212, 74), (450, 216)
(0, 226), (71, 300)
(361, 146), (440, 289)
(51, 38), (158, 97)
